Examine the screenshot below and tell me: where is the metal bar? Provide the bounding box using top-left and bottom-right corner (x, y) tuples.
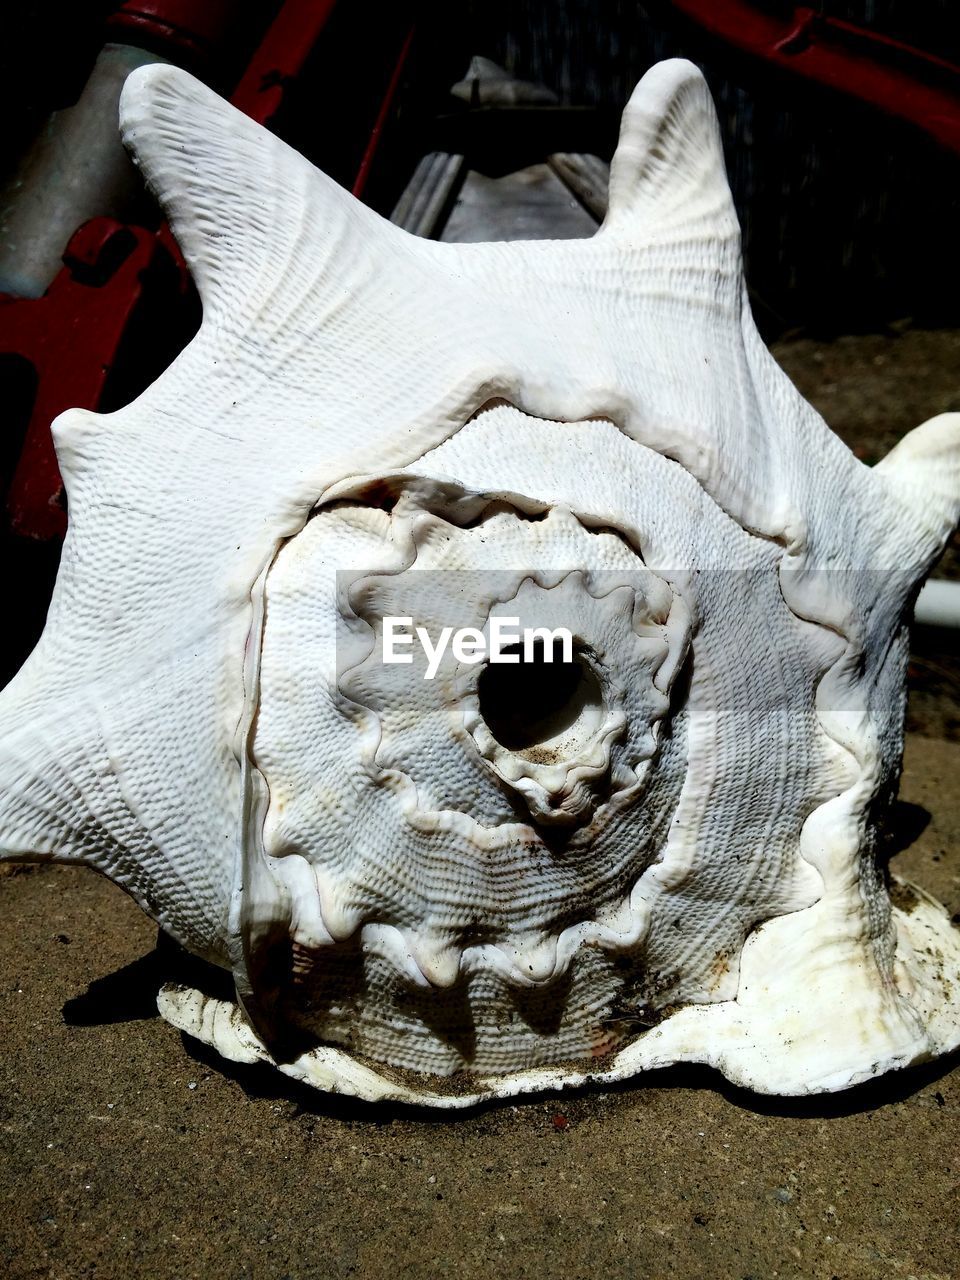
(670, 1), (960, 152)
(230, 0), (340, 126)
(352, 23), (416, 200)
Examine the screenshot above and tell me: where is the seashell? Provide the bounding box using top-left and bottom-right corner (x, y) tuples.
(1, 58), (959, 1107)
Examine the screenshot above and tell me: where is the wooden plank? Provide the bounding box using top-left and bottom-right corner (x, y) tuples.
(390, 152), (466, 238)
(548, 152), (610, 221)
(439, 162), (599, 242)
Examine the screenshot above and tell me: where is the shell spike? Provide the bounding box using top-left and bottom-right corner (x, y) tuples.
(601, 58), (740, 255)
(118, 63), (391, 322)
(874, 412), (960, 569)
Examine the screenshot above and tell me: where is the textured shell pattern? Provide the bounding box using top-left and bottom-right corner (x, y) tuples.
(1, 59), (959, 1107)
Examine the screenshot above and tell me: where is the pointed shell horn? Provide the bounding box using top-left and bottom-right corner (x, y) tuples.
(874, 413), (960, 569)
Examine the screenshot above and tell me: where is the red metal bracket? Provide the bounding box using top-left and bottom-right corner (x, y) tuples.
(230, 0), (340, 126)
(2, 220), (177, 539)
(670, 1), (960, 153)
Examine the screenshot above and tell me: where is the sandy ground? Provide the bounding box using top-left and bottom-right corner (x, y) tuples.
(0, 736), (957, 1280)
(1, 329), (959, 1279)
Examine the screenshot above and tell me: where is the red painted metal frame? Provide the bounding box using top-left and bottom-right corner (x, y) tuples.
(3, 0), (347, 540)
(231, 0), (340, 126)
(670, 1), (960, 153)
(1, 221), (172, 538)
(106, 0), (241, 65)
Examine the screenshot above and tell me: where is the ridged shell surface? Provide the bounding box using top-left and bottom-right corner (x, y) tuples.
(1, 58), (959, 1106)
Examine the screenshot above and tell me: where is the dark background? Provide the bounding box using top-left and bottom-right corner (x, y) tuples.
(1, 0), (957, 336)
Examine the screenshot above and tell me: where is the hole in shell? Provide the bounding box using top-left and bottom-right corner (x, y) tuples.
(477, 641), (604, 762)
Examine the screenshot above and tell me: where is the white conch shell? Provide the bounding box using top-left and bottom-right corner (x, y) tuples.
(1, 58), (958, 1107)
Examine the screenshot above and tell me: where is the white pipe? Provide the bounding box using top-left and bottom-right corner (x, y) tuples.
(914, 578), (960, 629)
